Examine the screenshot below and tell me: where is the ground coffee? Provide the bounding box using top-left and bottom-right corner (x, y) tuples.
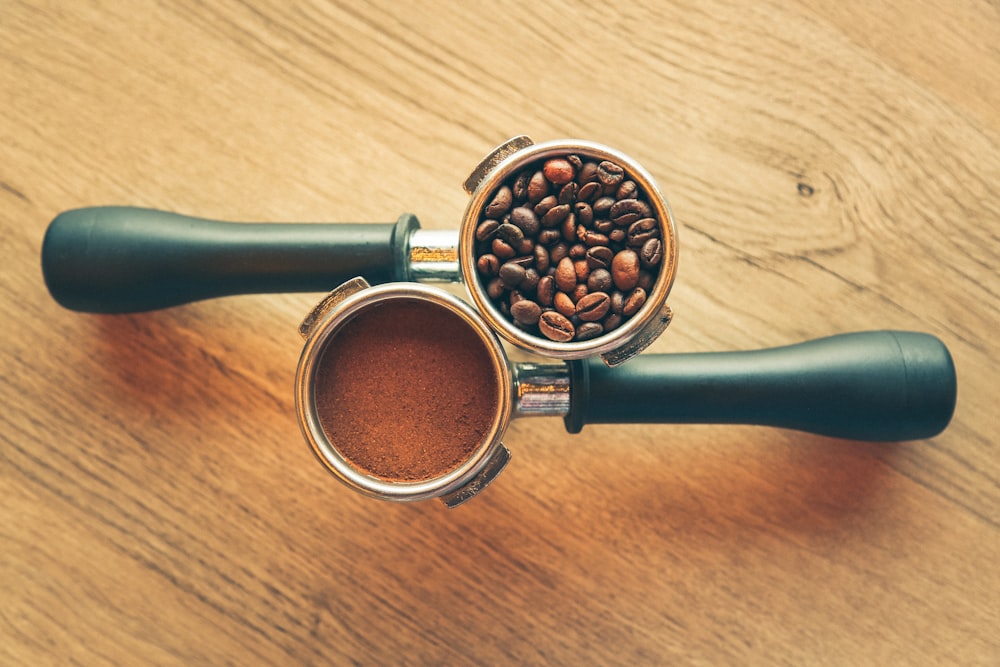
(313, 298), (499, 482)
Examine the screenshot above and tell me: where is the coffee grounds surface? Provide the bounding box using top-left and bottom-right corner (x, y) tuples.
(314, 298), (500, 482)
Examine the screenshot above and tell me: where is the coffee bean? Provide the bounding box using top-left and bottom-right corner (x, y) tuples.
(558, 181), (578, 205)
(627, 217), (659, 246)
(586, 246), (614, 270)
(612, 249), (640, 290)
(517, 238), (535, 255)
(569, 242), (587, 259)
(528, 170), (549, 203)
(510, 299), (542, 326)
(539, 311), (575, 342)
(593, 196), (615, 216)
(567, 154), (583, 171)
(610, 290), (625, 314)
(541, 203), (571, 227)
(640, 237), (663, 267)
(597, 161), (625, 188)
(485, 185), (513, 218)
(574, 202), (594, 227)
(608, 228), (626, 244)
(582, 230), (610, 247)
(533, 244), (550, 273)
(577, 181), (601, 202)
(594, 218), (615, 234)
(512, 171), (531, 202)
(587, 268), (613, 292)
(623, 287), (647, 316)
(509, 206), (540, 236)
(538, 228), (562, 246)
(554, 291), (576, 318)
(616, 180), (638, 200)
(576, 292), (611, 321)
(534, 195), (557, 219)
(521, 267), (540, 292)
(487, 277), (505, 300)
(610, 198), (645, 226)
(496, 222), (523, 246)
(536, 276), (555, 306)
(576, 161), (599, 185)
(576, 322), (604, 341)
(499, 261), (526, 287)
(555, 256), (577, 292)
(571, 283), (589, 303)
(549, 242), (570, 265)
(603, 312), (622, 332)
(561, 212), (577, 242)
(492, 237), (516, 259)
(638, 270), (655, 291)
(476, 219), (500, 242)
(543, 158), (576, 185)
(477, 253), (500, 277)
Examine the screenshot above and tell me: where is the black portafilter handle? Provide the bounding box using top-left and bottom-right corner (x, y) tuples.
(42, 206), (420, 313)
(566, 331), (956, 441)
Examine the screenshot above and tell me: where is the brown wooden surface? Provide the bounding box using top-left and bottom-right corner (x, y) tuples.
(2, 2), (998, 664)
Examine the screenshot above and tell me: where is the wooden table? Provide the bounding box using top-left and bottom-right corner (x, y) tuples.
(3, 2), (997, 664)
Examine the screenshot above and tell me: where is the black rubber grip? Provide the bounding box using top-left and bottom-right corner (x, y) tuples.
(565, 331), (956, 441)
(41, 207), (419, 313)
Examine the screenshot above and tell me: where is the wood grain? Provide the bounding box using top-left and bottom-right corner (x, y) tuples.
(2, 1), (997, 664)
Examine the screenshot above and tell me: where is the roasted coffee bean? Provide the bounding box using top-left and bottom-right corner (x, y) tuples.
(567, 154), (583, 171)
(627, 217), (659, 245)
(597, 160), (625, 188)
(509, 290), (525, 306)
(593, 196), (615, 216)
(510, 299), (542, 326)
(539, 311), (575, 342)
(554, 291), (576, 318)
(587, 268), (613, 292)
(549, 242), (570, 265)
(576, 161), (599, 185)
(609, 228), (626, 244)
(603, 312), (622, 332)
(574, 202), (594, 227)
(487, 277), (506, 300)
(610, 198), (645, 226)
(555, 257), (577, 292)
(499, 261), (526, 287)
(558, 181), (578, 205)
(477, 253), (500, 277)
(569, 242), (587, 259)
(517, 238), (535, 255)
(534, 195), (558, 219)
(576, 322), (604, 341)
(510, 206), (540, 236)
(544, 157), (576, 185)
(610, 290), (625, 314)
(541, 203), (571, 227)
(536, 276), (555, 306)
(616, 180), (638, 200)
(586, 246), (614, 270)
(577, 181), (601, 202)
(521, 267), (540, 292)
(512, 171), (531, 202)
(496, 222), (523, 246)
(492, 237), (516, 259)
(623, 287), (647, 316)
(611, 249), (640, 290)
(640, 237), (663, 267)
(576, 292), (611, 321)
(476, 219), (500, 242)
(533, 245), (550, 273)
(538, 228), (562, 246)
(485, 185), (513, 218)
(582, 230), (610, 247)
(594, 218), (615, 234)
(528, 170), (549, 203)
(561, 212), (577, 242)
(508, 254), (534, 269)
(573, 258), (590, 283)
(637, 269), (655, 291)
(571, 283), (589, 303)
